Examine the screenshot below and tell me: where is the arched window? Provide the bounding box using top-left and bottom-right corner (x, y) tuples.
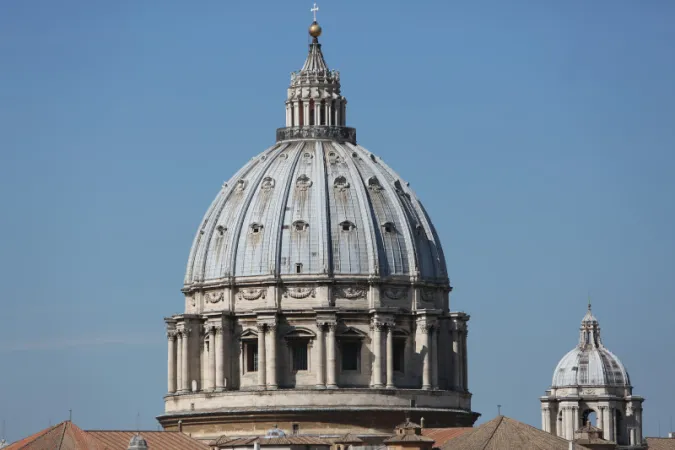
(340, 220), (355, 232)
(309, 99), (315, 126)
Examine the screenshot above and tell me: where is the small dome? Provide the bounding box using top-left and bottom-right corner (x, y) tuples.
(128, 434), (148, 450)
(551, 306), (630, 388)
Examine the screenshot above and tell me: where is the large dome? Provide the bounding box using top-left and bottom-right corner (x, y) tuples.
(184, 141), (448, 285)
(161, 18), (477, 440)
(551, 307), (630, 387)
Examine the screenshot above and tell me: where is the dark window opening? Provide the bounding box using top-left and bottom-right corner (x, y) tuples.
(341, 341), (360, 371)
(330, 101), (336, 125)
(299, 101), (304, 126)
(295, 263), (303, 274)
(320, 101), (326, 125)
(341, 221), (355, 232)
(309, 100), (315, 126)
(383, 222), (394, 233)
(292, 424), (299, 435)
(251, 224), (262, 234)
(393, 339), (405, 372)
(246, 342), (258, 372)
(291, 341), (308, 371)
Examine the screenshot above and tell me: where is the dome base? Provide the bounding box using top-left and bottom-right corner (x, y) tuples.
(159, 388), (478, 440)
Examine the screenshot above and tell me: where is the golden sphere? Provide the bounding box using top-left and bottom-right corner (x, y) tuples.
(309, 22), (322, 38)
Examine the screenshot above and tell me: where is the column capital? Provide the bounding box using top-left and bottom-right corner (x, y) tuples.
(167, 329), (178, 339)
(256, 323), (267, 333)
(370, 319), (387, 331)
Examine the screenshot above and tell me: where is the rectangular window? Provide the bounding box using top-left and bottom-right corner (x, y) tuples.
(393, 339), (405, 372)
(246, 342), (258, 372)
(341, 341), (360, 371)
(291, 341), (308, 371)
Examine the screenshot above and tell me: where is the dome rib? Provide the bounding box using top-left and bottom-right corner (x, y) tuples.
(185, 143), (281, 284)
(271, 142), (307, 277)
(229, 143), (293, 278)
(333, 142), (380, 275)
(349, 144), (419, 277)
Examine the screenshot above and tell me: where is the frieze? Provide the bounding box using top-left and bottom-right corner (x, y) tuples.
(238, 288), (266, 301)
(383, 287), (408, 300)
(335, 285), (367, 299)
(283, 287), (316, 299)
(276, 126), (357, 145)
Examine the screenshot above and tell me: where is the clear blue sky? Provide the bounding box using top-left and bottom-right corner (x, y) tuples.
(1, 0), (674, 442)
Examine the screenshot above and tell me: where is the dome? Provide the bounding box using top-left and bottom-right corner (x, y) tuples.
(184, 142), (447, 285)
(551, 305), (630, 387)
(128, 434), (148, 450)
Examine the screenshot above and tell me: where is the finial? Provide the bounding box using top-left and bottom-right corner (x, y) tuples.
(587, 291), (591, 311)
(309, 3), (322, 38)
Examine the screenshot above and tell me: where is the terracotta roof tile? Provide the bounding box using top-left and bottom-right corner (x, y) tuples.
(216, 436), (331, 447)
(5, 422), (102, 450)
(87, 430), (209, 450)
(646, 438), (675, 450)
(439, 416), (591, 450)
(421, 428), (472, 447)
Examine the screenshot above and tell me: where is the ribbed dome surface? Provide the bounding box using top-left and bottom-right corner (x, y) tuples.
(552, 346), (630, 387)
(184, 141), (447, 285)
(551, 307), (630, 387)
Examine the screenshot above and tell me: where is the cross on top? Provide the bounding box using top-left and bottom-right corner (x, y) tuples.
(311, 3), (319, 22)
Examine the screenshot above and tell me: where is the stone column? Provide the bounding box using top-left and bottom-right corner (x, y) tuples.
(372, 320), (384, 388)
(267, 324), (278, 390)
(451, 326), (460, 390)
(181, 328), (190, 392)
(335, 100), (341, 127)
(431, 326), (439, 389)
(572, 406), (579, 434)
(203, 325), (215, 390)
(326, 323), (337, 388)
(215, 325), (225, 390)
(257, 324), (267, 388)
(293, 101), (300, 127)
(303, 101), (310, 127)
(316, 323), (326, 388)
(421, 324), (432, 390)
(325, 102), (331, 126)
(612, 407), (618, 443)
(636, 408), (642, 444)
(541, 407), (548, 433)
(285, 103), (291, 127)
(167, 331), (177, 393)
(176, 332), (183, 391)
(462, 328), (469, 391)
(386, 325), (394, 389)
(607, 407), (615, 442)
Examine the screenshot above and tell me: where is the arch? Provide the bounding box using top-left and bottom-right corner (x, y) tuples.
(292, 220), (309, 232)
(339, 220), (356, 232)
(582, 408), (598, 427)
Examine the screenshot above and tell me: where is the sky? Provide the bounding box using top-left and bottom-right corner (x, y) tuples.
(1, 0), (674, 443)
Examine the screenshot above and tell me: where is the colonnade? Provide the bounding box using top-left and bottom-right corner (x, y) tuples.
(285, 99), (346, 128)
(166, 314), (469, 394)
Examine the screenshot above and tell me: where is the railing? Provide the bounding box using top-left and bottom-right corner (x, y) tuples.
(276, 126), (357, 144)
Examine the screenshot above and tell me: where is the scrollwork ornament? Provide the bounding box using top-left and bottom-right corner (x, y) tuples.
(167, 329), (178, 339)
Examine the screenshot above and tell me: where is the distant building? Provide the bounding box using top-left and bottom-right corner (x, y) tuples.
(541, 304), (645, 448)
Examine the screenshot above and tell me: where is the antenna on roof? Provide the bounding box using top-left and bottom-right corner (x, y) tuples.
(69, 409), (72, 422)
(136, 412), (141, 432)
(497, 405), (502, 416)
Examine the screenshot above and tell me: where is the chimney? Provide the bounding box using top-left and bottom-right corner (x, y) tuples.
(177, 420), (183, 433)
(420, 417), (425, 429)
(669, 432), (675, 438)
